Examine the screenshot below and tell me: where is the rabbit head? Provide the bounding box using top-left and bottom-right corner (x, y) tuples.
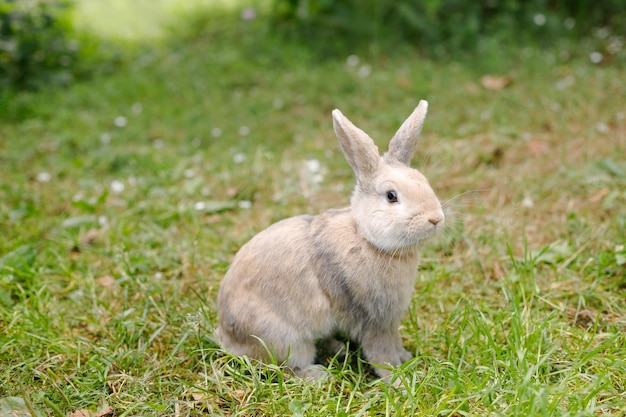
(332, 100), (444, 253)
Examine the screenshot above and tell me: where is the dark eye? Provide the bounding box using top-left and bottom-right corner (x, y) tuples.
(386, 190), (398, 203)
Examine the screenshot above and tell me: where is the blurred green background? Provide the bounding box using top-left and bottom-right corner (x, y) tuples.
(1, 0), (625, 92)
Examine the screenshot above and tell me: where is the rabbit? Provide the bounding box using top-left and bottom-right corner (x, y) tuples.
(216, 100), (444, 381)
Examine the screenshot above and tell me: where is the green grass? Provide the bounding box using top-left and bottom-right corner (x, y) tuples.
(1, 9), (626, 417)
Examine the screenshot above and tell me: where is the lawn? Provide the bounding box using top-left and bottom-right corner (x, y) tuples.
(1, 5), (625, 417)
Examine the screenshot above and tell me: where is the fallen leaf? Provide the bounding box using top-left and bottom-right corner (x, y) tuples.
(232, 389), (249, 400)
(526, 139), (550, 158)
(96, 275), (116, 288)
(80, 229), (100, 245)
(490, 261), (505, 281)
(96, 405), (114, 417)
(226, 187), (240, 197)
(396, 76), (411, 88)
(589, 188), (609, 203)
(191, 392), (222, 405)
(191, 393), (206, 402)
(480, 75), (513, 90)
(68, 410), (92, 417)
(207, 215), (222, 224)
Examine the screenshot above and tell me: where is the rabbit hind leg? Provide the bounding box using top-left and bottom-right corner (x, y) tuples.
(287, 341), (330, 380)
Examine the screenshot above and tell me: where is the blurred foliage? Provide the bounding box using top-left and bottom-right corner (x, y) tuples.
(0, 0), (118, 91)
(270, 0), (626, 55)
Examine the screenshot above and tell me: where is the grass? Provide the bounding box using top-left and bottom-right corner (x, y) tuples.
(1, 6), (626, 417)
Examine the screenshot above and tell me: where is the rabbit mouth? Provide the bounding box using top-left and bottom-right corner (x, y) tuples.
(371, 227), (438, 252)
(405, 217), (444, 242)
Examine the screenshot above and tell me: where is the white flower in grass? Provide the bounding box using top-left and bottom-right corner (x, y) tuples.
(533, 13), (546, 26)
(595, 27), (609, 39)
(305, 159), (321, 173)
(100, 133), (111, 144)
(555, 75), (575, 90)
(110, 180), (124, 194)
(596, 122), (609, 134)
(346, 55), (359, 67)
(357, 65), (371, 78)
(114, 116), (127, 127)
(184, 168), (196, 178)
(238, 200), (252, 209)
(521, 196), (534, 208)
(607, 37), (623, 54)
(186, 310), (202, 332)
(194, 201), (206, 211)
(131, 103), (143, 114)
(211, 128), (222, 138)
(238, 126), (250, 136)
(589, 52), (603, 64)
(233, 153), (246, 164)
(36, 172), (51, 182)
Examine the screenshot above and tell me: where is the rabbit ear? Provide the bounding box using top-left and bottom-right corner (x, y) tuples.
(332, 109), (382, 179)
(385, 100), (428, 166)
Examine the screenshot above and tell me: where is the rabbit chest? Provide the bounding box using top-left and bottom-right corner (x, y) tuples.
(310, 208), (420, 330)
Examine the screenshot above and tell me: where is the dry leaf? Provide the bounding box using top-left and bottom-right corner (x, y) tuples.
(96, 405), (114, 417)
(191, 393), (206, 402)
(490, 261), (505, 281)
(80, 228), (100, 245)
(96, 275), (116, 288)
(526, 139), (550, 158)
(480, 75), (513, 90)
(589, 188), (609, 203)
(396, 76), (411, 88)
(68, 410), (92, 417)
(232, 389), (249, 400)
(207, 214), (222, 224)
(191, 392), (222, 404)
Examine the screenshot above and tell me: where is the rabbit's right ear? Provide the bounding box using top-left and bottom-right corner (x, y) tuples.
(332, 109), (381, 180)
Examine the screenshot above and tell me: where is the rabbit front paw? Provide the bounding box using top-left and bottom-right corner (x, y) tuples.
(397, 346), (413, 363)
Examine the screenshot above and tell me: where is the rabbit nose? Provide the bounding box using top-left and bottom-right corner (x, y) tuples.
(428, 213), (444, 225)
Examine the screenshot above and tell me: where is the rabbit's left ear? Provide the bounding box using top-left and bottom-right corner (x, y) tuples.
(384, 100), (428, 166)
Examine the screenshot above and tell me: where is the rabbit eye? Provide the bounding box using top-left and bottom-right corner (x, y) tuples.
(386, 190), (398, 203)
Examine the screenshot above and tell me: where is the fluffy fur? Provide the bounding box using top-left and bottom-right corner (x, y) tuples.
(216, 100), (444, 380)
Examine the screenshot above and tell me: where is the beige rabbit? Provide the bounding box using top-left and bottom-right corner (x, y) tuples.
(216, 100), (444, 380)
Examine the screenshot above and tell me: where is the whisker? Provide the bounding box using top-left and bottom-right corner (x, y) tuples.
(441, 188), (488, 208)
(416, 139), (443, 170)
